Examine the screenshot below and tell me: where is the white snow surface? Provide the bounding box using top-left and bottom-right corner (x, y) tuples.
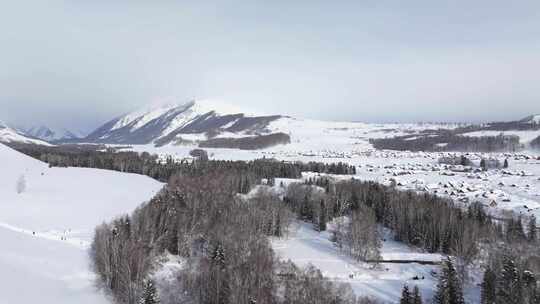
(0, 143), (163, 304)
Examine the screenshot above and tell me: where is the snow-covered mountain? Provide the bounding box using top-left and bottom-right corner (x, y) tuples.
(22, 125), (82, 142)
(85, 100), (286, 146)
(0, 121), (52, 146)
(520, 114), (540, 125)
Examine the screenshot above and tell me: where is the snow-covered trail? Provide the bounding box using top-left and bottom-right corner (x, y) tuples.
(0, 143), (163, 304)
(0, 226), (109, 304)
(0, 221), (90, 248)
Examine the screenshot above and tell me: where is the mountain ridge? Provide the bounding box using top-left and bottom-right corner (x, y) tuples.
(22, 125), (82, 142)
(84, 99), (286, 147)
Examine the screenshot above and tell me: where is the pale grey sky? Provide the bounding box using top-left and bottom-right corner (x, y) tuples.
(1, 0), (539, 131)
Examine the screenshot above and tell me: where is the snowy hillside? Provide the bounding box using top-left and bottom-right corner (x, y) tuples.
(0, 121), (52, 146)
(0, 143), (163, 304)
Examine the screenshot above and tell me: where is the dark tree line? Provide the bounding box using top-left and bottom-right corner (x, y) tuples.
(295, 161), (357, 175)
(371, 133), (521, 152)
(8, 143), (356, 185)
(198, 132), (291, 150)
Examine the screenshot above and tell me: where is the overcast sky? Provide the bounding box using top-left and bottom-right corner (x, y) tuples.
(1, 0), (539, 132)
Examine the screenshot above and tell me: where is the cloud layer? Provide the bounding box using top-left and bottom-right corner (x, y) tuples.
(1, 1), (539, 131)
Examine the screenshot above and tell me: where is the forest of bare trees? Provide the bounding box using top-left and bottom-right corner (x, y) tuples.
(91, 168), (379, 304)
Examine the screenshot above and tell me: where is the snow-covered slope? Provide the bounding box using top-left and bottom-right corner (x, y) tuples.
(0, 121), (52, 146)
(0, 143), (163, 303)
(85, 99), (284, 145)
(22, 125), (82, 142)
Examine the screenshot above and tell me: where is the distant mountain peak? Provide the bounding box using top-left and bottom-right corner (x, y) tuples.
(84, 99), (284, 146)
(22, 125), (81, 142)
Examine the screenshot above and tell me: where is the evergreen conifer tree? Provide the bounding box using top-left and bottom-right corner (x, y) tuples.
(318, 200), (327, 231)
(481, 266), (497, 304)
(480, 159), (487, 171)
(497, 255), (523, 304)
(434, 258), (465, 304)
(527, 215), (537, 243)
(400, 285), (412, 304)
(412, 285), (423, 304)
(139, 279), (160, 304)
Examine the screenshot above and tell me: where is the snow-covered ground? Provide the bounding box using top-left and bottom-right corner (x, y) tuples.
(0, 143), (163, 304)
(272, 221), (479, 303)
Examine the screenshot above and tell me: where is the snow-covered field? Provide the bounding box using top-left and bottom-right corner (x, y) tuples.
(0, 144), (163, 304)
(272, 221), (480, 303)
